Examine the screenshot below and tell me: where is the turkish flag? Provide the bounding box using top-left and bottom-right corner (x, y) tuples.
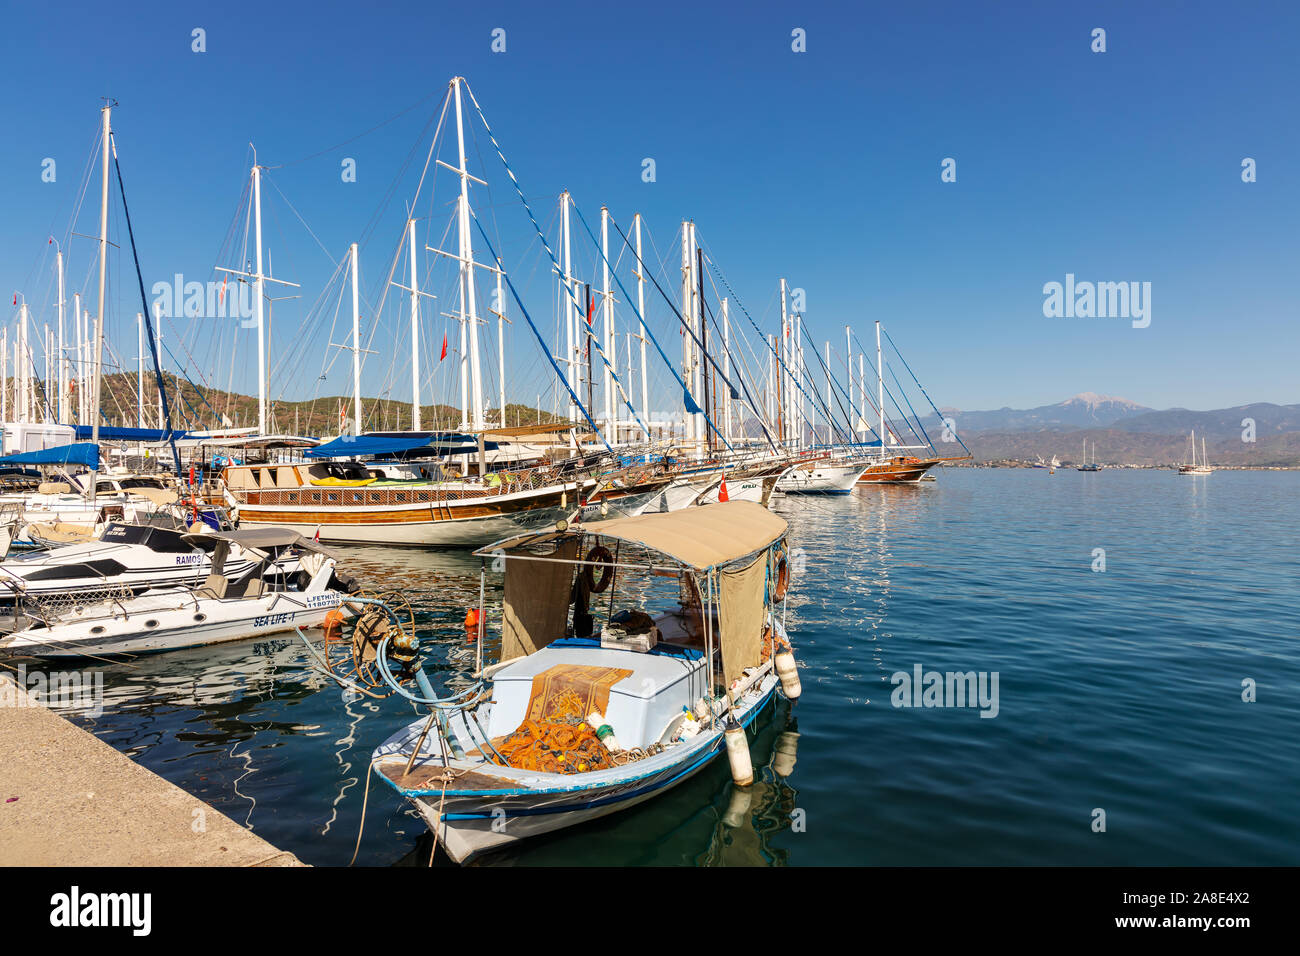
(718, 478), (729, 502)
(440, 333), (448, 361)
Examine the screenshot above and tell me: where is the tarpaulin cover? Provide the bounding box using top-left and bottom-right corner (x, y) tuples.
(501, 537), (580, 664)
(718, 554), (768, 689)
(0, 442), (99, 470)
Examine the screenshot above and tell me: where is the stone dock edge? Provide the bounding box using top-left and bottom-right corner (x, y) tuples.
(0, 672), (305, 866)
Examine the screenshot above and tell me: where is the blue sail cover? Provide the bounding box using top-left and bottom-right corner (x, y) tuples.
(0, 442), (100, 470)
(71, 425), (190, 442)
(304, 433), (494, 459)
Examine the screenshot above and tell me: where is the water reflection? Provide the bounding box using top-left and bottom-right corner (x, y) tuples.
(29, 471), (1300, 865)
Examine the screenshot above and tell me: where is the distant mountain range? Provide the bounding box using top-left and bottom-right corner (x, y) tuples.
(919, 394), (1300, 466)
(924, 392), (1153, 433)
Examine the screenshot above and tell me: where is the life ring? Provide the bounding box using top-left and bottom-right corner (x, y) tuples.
(773, 553), (790, 601)
(583, 545), (614, 593)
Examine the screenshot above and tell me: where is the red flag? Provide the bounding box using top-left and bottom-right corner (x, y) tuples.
(313, 525), (321, 542)
(586, 296), (594, 326)
(11, 294), (15, 306)
(718, 478), (729, 502)
(440, 333), (448, 361)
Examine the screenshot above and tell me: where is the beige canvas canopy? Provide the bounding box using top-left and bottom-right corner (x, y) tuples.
(490, 502), (787, 676)
(480, 500), (787, 572)
(580, 500), (786, 570)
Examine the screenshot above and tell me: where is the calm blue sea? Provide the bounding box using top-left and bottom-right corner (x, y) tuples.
(45, 469), (1300, 865)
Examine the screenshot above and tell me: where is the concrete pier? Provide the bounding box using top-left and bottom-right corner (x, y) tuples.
(0, 674), (304, 866)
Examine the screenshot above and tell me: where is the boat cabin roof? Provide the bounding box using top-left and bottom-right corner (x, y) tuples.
(181, 528), (338, 558)
(477, 500), (787, 571)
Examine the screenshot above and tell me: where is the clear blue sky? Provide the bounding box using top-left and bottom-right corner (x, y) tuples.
(2, 0), (1296, 419)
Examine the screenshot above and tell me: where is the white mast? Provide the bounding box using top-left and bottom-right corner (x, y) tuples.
(794, 310), (803, 450)
(845, 326), (853, 439)
(683, 222), (703, 447)
(154, 318), (162, 428)
(136, 312), (144, 428)
(876, 319), (885, 450)
(43, 326), (50, 422)
(767, 334), (776, 436)
(89, 102), (111, 504)
(452, 77), (484, 430)
(778, 279), (788, 448)
(600, 206), (614, 435)
(18, 306), (28, 423)
(680, 222), (693, 445)
(561, 191), (576, 426)
(350, 242), (362, 435)
(496, 262), (506, 428)
(73, 294), (82, 422)
(252, 162), (267, 435)
(54, 243), (66, 423)
(858, 353), (866, 438)
(407, 218), (421, 431)
(722, 297), (732, 443)
(81, 307), (90, 423)
(825, 341), (832, 445)
(633, 214), (649, 426)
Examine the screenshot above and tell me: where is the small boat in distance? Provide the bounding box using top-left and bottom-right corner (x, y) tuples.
(1077, 440), (1102, 472)
(1177, 431), (1213, 475)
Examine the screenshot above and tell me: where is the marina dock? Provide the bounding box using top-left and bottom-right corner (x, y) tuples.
(0, 674), (304, 867)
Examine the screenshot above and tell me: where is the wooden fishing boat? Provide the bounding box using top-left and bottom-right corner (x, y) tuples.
(368, 500), (801, 864)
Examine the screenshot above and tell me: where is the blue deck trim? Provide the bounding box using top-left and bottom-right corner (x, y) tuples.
(549, 634), (704, 661)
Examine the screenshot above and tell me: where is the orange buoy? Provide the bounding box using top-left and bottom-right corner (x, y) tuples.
(464, 607), (482, 643)
(323, 607), (345, 641)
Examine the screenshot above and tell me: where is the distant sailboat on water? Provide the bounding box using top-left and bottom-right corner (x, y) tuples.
(1177, 431), (1213, 475)
(1077, 440), (1101, 471)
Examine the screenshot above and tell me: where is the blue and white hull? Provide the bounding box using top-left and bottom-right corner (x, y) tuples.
(374, 645), (780, 864)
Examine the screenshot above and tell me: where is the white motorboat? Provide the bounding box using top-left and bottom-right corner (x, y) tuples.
(0, 520), (267, 611)
(369, 500), (801, 864)
(0, 529), (349, 659)
(775, 458), (866, 495)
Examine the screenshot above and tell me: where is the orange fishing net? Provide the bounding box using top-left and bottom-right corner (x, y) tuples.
(495, 718), (614, 774)
(493, 664), (633, 774)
